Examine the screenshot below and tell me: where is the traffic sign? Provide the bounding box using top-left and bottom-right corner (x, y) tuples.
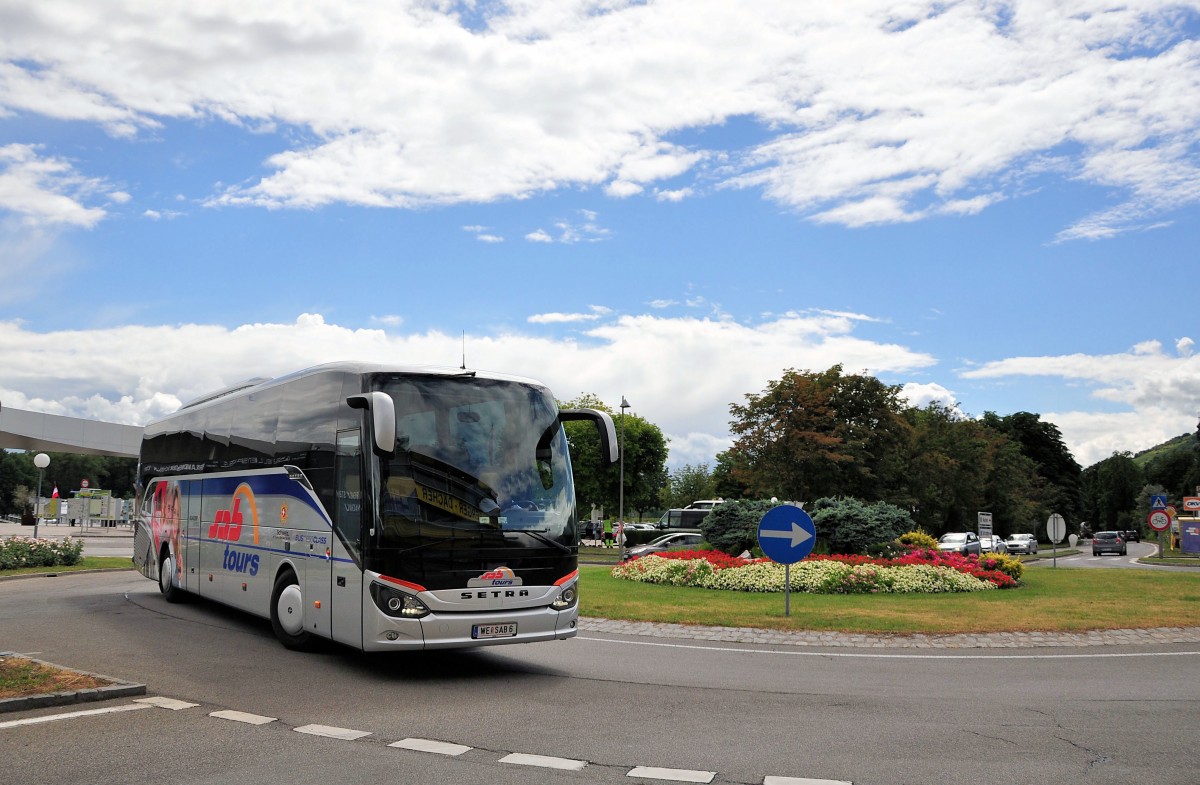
(757, 505), (816, 565)
(1046, 513), (1066, 544)
(1150, 495), (1168, 510)
(1148, 510), (1171, 532)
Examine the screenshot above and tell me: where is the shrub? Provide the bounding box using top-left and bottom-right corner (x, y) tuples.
(808, 497), (914, 555)
(897, 530), (939, 550)
(699, 499), (777, 555)
(0, 537), (84, 570)
(976, 552), (1024, 582)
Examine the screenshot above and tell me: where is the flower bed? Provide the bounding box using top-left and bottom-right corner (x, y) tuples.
(0, 537), (84, 571)
(612, 547), (1020, 594)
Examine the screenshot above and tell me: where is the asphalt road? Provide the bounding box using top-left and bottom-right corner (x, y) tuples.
(2, 570), (1198, 785)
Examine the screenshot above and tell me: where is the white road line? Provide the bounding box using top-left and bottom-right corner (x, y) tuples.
(499, 752), (588, 770)
(294, 723), (371, 740)
(627, 765), (716, 782)
(0, 703), (149, 729)
(389, 738), (472, 756)
(133, 696), (199, 710)
(210, 710), (276, 725)
(764, 777), (852, 785)
(579, 636), (1200, 660)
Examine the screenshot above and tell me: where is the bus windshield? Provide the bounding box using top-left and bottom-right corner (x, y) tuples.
(373, 375), (578, 555)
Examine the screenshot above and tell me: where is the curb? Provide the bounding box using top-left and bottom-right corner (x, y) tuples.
(0, 652), (146, 714)
(0, 567), (135, 583)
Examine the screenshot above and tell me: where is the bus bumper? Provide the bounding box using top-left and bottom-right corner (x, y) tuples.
(362, 605), (578, 651)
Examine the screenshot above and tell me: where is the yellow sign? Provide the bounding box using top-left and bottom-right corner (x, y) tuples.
(416, 485), (482, 522)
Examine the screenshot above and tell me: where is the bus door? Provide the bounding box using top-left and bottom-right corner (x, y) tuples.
(182, 480), (201, 593)
(331, 429), (365, 648)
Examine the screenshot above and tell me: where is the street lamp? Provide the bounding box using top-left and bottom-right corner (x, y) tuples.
(33, 453), (50, 539)
(618, 396), (629, 563)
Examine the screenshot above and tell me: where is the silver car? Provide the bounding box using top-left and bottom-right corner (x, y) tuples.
(1005, 533), (1038, 555)
(937, 532), (982, 556)
(980, 535), (1007, 554)
(625, 532), (705, 560)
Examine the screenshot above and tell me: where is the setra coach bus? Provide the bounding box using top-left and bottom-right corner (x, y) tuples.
(132, 362), (616, 651)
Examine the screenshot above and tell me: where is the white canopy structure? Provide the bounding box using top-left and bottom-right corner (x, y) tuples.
(0, 403), (142, 458)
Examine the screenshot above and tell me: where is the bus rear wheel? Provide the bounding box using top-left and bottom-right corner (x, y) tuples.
(270, 572), (317, 651)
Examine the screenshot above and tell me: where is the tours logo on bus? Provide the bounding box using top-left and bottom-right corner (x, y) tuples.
(211, 484), (261, 577)
(467, 567), (524, 587)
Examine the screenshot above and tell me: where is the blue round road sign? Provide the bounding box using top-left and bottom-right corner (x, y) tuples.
(757, 505), (816, 565)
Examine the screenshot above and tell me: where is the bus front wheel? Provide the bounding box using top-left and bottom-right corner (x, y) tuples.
(158, 548), (184, 603)
(270, 572), (316, 651)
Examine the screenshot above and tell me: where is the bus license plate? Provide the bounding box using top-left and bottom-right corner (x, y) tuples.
(472, 623), (517, 639)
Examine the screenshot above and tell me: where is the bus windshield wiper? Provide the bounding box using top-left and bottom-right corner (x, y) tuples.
(505, 528), (572, 555)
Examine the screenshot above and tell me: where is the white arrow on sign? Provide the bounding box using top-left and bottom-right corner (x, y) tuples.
(760, 522), (814, 549)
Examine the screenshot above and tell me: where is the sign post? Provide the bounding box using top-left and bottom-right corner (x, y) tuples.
(1046, 513), (1066, 567)
(757, 505), (817, 617)
(1148, 508), (1171, 559)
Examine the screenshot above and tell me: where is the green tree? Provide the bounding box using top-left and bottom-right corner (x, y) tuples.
(1081, 452), (1143, 531)
(561, 395), (668, 520)
(726, 366), (909, 502)
(982, 411), (1081, 527)
(711, 450), (752, 500)
(0, 452), (38, 515)
(662, 464), (716, 510)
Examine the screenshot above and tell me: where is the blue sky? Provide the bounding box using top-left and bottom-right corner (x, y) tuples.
(2, 1), (1199, 469)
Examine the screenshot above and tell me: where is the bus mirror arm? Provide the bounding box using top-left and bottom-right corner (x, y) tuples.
(557, 409), (618, 464)
(347, 392), (396, 454)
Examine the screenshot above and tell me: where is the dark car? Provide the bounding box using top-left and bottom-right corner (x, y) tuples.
(1121, 529), (1141, 543)
(1093, 531), (1127, 556)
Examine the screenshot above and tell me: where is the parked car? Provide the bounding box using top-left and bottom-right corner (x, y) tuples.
(625, 532), (705, 559)
(937, 532), (982, 556)
(1121, 529), (1141, 543)
(980, 535), (1007, 554)
(620, 522), (656, 531)
(1005, 533), (1038, 555)
(1093, 531), (1127, 556)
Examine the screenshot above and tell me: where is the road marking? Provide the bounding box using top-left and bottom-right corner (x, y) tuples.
(500, 752), (588, 770)
(390, 737), (472, 756)
(211, 710), (276, 725)
(295, 723), (371, 740)
(579, 636), (1200, 660)
(628, 765), (716, 782)
(134, 696), (198, 710)
(0, 703), (148, 729)
(764, 778), (852, 785)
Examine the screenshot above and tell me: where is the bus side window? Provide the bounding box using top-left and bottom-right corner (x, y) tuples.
(335, 429), (363, 558)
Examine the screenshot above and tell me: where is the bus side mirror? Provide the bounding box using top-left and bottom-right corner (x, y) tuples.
(346, 392), (396, 454)
(557, 409), (618, 464)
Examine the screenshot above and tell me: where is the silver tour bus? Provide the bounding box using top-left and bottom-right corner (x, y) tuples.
(133, 362), (616, 651)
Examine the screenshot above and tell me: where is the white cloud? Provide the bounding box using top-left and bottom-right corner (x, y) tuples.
(961, 341), (1200, 465)
(525, 229), (553, 243)
(476, 233), (504, 243)
(2, 2), (1193, 236)
(0, 310), (937, 468)
(0, 144), (109, 228)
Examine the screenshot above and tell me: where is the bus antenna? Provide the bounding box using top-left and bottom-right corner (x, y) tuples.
(461, 331), (466, 370)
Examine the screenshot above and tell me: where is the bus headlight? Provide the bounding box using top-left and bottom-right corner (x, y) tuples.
(371, 582), (431, 619)
(550, 584), (577, 611)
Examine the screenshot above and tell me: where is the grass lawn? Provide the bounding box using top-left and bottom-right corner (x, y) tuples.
(0, 655), (113, 700)
(579, 564), (1200, 634)
(0, 557), (133, 577)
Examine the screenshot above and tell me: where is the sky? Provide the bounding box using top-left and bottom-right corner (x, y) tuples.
(1, 0), (1198, 471)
